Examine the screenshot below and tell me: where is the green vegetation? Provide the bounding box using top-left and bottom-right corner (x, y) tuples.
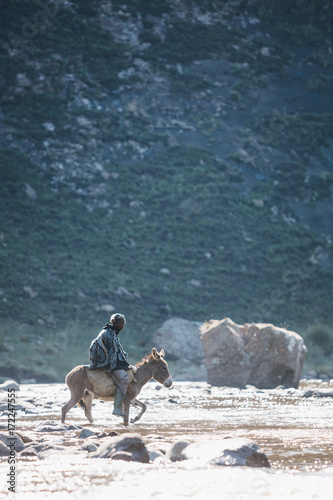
(0, 0), (332, 381)
(302, 324), (333, 375)
(253, 113), (333, 159)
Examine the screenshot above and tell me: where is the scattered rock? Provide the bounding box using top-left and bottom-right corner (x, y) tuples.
(187, 279), (201, 287)
(15, 431), (36, 443)
(97, 304), (115, 313)
(77, 116), (91, 127)
(0, 440), (9, 456)
(303, 390), (333, 398)
(159, 268), (170, 274)
(90, 433), (149, 463)
(0, 433), (25, 452)
(201, 318), (306, 388)
(43, 122), (55, 132)
(0, 380), (20, 391)
(25, 183), (37, 199)
(81, 443), (98, 453)
(0, 397), (36, 413)
(182, 438), (270, 467)
(79, 428), (97, 439)
(42, 447), (86, 459)
(35, 421), (77, 433)
(148, 449), (164, 461)
(165, 440), (190, 462)
(22, 286), (38, 298)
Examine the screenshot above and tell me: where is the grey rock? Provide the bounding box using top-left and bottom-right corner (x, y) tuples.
(182, 437), (270, 468)
(0, 433), (25, 452)
(165, 440), (190, 462)
(15, 431), (36, 443)
(79, 428), (97, 439)
(91, 433), (149, 463)
(20, 443), (67, 457)
(0, 380), (20, 391)
(303, 390), (333, 398)
(151, 318), (203, 362)
(81, 443), (98, 453)
(110, 450), (134, 461)
(148, 449), (164, 461)
(201, 318), (306, 389)
(35, 421), (75, 432)
(0, 440), (8, 456)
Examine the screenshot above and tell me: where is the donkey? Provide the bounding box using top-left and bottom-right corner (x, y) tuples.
(61, 348), (172, 426)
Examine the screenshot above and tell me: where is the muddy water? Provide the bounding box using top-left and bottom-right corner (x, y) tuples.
(1, 379), (333, 499)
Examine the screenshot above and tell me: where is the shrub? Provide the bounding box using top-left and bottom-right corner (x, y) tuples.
(304, 323), (333, 353)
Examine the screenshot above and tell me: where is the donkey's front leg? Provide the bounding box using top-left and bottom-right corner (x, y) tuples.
(130, 399), (147, 424)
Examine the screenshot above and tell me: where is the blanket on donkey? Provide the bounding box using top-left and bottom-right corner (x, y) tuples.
(86, 367), (136, 398)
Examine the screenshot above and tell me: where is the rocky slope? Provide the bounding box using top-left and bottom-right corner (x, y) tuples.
(0, 0), (332, 379)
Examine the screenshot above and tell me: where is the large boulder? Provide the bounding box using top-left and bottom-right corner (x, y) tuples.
(181, 437), (270, 467)
(151, 318), (203, 362)
(90, 433), (150, 463)
(151, 318), (206, 380)
(201, 318), (306, 388)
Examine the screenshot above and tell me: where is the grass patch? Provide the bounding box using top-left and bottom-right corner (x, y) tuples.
(302, 323), (333, 375)
(253, 112), (333, 159)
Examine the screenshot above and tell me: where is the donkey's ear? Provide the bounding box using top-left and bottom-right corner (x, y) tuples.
(151, 347), (159, 359)
(159, 349), (165, 357)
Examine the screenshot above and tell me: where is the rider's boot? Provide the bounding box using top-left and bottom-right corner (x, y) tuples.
(112, 389), (126, 417)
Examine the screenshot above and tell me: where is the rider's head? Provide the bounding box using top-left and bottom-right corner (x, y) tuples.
(110, 313), (126, 332)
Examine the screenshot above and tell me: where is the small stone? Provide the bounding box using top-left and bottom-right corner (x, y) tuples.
(25, 183), (37, 199)
(79, 429), (96, 439)
(252, 199), (264, 207)
(129, 200), (141, 208)
(260, 47), (270, 56)
(23, 286), (38, 298)
(159, 268), (170, 274)
(43, 122), (55, 132)
(81, 443), (98, 452)
(98, 304), (115, 313)
(188, 279), (201, 287)
(77, 116), (91, 127)
(165, 441), (190, 462)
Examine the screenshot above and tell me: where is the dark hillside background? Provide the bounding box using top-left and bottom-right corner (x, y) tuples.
(0, 0), (332, 381)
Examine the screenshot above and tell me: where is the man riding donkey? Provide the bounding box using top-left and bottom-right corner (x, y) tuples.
(88, 313), (135, 417)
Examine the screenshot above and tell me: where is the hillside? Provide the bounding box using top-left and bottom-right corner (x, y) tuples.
(0, 0), (333, 380)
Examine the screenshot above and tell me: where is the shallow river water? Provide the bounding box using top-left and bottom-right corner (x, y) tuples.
(1, 379), (333, 499)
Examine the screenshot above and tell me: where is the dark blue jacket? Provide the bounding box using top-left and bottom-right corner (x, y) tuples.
(88, 324), (128, 369)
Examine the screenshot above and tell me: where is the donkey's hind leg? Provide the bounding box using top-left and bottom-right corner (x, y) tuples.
(61, 388), (85, 423)
(81, 391), (94, 423)
(61, 394), (83, 423)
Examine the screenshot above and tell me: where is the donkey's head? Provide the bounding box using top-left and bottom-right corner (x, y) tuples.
(151, 348), (173, 388)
